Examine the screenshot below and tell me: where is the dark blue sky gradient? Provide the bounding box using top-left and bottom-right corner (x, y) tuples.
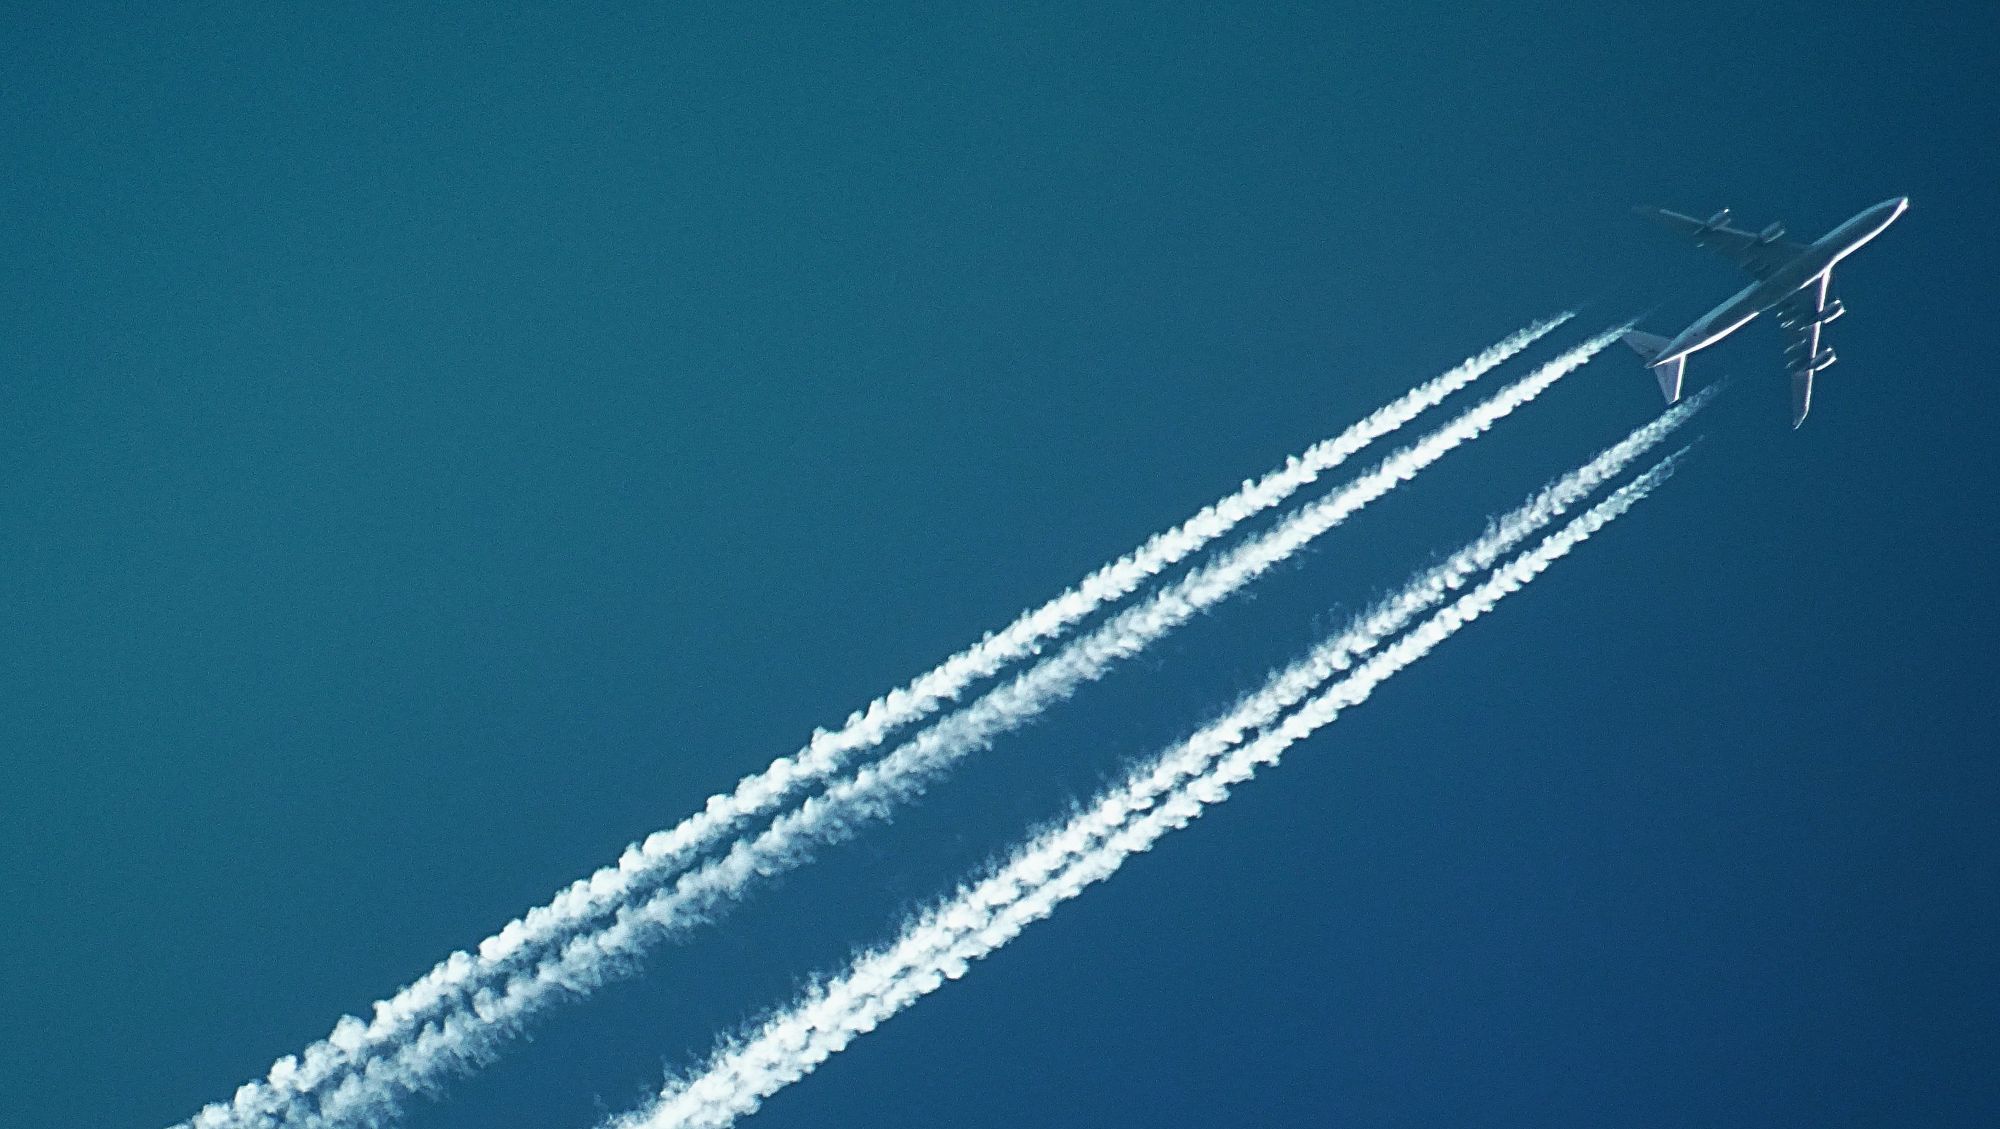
(3, 4), (1995, 1127)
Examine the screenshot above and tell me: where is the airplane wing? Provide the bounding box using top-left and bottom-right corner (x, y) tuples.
(1775, 272), (1837, 428)
(1636, 206), (1810, 280)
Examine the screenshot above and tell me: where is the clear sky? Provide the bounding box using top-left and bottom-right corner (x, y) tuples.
(3, 4), (1995, 1128)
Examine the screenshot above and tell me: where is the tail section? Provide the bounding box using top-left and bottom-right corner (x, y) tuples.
(1621, 330), (1685, 404)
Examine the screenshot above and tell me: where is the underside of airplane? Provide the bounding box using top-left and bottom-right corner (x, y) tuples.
(1625, 197), (1905, 428)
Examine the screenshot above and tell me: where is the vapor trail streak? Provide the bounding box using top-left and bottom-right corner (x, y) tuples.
(300, 328), (1620, 1129)
(179, 317), (1567, 1129)
(611, 443), (1692, 1129)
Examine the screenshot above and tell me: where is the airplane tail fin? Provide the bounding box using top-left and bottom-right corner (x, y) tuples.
(1621, 330), (1685, 404)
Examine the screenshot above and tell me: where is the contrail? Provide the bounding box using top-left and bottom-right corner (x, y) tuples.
(297, 329), (1623, 1129)
(178, 317), (1567, 1129)
(609, 443), (1693, 1129)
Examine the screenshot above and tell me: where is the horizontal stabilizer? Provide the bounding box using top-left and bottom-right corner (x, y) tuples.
(1621, 329), (1671, 362)
(1651, 354), (1686, 404)
(1621, 330), (1684, 404)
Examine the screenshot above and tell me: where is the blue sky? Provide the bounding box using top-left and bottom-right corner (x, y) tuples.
(3, 4), (1995, 1127)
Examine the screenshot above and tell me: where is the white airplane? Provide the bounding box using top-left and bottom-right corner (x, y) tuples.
(1624, 196), (1908, 427)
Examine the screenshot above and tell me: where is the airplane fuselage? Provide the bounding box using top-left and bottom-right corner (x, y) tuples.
(1656, 196), (1908, 365)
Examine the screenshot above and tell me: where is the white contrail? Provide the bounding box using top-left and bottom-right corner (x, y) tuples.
(179, 317), (1567, 1129)
(297, 329), (1622, 1129)
(612, 443), (1693, 1129)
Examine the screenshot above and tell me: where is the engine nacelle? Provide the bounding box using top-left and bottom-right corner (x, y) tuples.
(1703, 207), (1733, 231)
(1781, 296), (1847, 332)
(1810, 348), (1838, 373)
(1758, 221), (1786, 243)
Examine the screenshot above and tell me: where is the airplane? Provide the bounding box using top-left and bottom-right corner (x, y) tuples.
(1623, 195), (1908, 428)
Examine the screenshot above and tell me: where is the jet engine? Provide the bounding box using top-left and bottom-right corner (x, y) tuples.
(1702, 208), (1733, 231)
(1810, 348), (1838, 372)
(1780, 297), (1847, 331)
(1758, 221), (1786, 243)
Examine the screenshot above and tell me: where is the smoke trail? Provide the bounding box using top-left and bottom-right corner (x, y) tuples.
(178, 317), (1566, 1129)
(613, 445), (1692, 1129)
(299, 329), (1620, 1129)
